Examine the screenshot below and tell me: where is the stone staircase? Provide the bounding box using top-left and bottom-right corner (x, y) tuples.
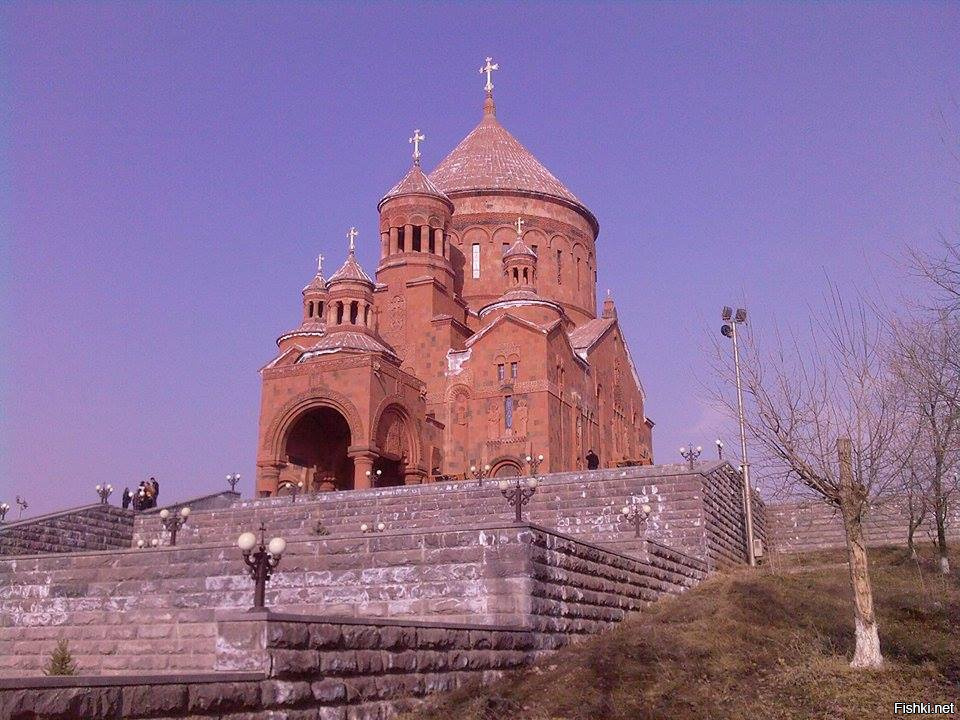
(0, 504), (134, 556)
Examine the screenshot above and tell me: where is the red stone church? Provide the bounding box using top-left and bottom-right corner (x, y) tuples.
(255, 71), (653, 497)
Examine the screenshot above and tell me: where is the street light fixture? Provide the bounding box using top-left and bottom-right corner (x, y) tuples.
(679, 444), (702, 469)
(15, 496), (28, 519)
(238, 522), (285, 609)
(226, 474), (241, 493)
(360, 522), (387, 534)
(364, 469), (383, 487)
(721, 305), (757, 567)
(159, 506), (191, 546)
(620, 500), (653, 538)
(470, 463), (492, 486)
(0, 503), (9, 523)
(715, 439), (724, 460)
(498, 476), (539, 522)
(288, 481), (304, 503)
(95, 484), (113, 504)
(525, 454), (545, 476)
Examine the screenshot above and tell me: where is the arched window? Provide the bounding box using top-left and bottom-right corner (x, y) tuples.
(318, 301), (324, 319)
(308, 301), (314, 317)
(350, 301), (359, 324)
(397, 227), (406, 252)
(336, 302), (344, 325)
(412, 226), (422, 252)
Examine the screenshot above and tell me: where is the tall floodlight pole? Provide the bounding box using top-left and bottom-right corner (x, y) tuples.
(722, 306), (756, 567)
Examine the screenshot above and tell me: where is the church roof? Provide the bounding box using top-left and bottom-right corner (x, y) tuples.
(428, 102), (581, 206)
(380, 164), (450, 207)
(569, 317), (616, 351)
(328, 248), (373, 285)
(298, 331), (398, 362)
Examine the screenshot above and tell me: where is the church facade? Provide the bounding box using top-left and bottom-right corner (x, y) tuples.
(255, 69), (653, 496)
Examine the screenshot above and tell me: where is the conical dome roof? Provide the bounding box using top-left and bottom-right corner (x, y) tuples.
(302, 255), (327, 294)
(503, 236), (537, 260)
(379, 164), (450, 208)
(329, 247), (373, 286)
(429, 102), (580, 205)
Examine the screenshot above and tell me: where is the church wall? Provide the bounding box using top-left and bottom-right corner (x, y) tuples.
(446, 194), (598, 324)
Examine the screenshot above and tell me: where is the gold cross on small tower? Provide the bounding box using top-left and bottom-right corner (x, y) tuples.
(409, 129), (425, 165)
(317, 253), (324, 273)
(514, 217), (525, 237)
(479, 56), (499, 94)
(347, 227), (358, 252)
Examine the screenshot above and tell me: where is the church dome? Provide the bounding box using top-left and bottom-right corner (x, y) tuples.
(379, 164), (451, 210)
(328, 244), (373, 286)
(428, 99), (597, 234)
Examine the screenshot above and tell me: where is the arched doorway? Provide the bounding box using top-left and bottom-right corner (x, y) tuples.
(492, 459), (522, 478)
(374, 405), (414, 487)
(282, 407), (354, 491)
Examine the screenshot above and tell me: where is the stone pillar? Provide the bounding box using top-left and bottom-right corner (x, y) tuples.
(353, 453), (376, 490)
(433, 227), (443, 256)
(403, 468), (425, 485)
(389, 227), (399, 255)
(259, 465), (281, 497)
(421, 225), (432, 253)
(380, 232), (389, 259)
(404, 224), (413, 252)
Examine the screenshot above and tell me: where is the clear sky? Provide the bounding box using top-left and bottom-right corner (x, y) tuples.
(2, 2), (959, 516)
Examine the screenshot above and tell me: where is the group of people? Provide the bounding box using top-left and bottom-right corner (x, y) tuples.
(121, 477), (160, 511)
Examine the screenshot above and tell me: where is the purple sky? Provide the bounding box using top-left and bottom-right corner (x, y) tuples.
(3, 2), (959, 516)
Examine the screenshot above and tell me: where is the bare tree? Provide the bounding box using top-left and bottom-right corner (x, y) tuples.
(711, 290), (903, 669)
(891, 314), (960, 574)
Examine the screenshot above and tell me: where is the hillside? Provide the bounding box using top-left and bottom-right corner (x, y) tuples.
(406, 547), (959, 720)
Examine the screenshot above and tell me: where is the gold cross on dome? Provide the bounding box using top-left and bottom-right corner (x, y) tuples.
(514, 217), (525, 236)
(409, 129), (425, 165)
(479, 56), (499, 94)
(347, 227), (358, 252)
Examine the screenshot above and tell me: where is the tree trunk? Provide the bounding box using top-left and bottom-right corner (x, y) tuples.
(936, 509), (950, 574)
(837, 438), (883, 669)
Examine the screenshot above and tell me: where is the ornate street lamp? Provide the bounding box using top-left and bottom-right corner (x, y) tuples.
(289, 481), (304, 503)
(525, 454), (544, 476)
(95, 484), (113, 504)
(226, 473), (241, 493)
(159, 506), (191, 546)
(498, 476), (539, 522)
(364, 469), (383, 486)
(679, 444), (702, 469)
(620, 500), (652, 538)
(15, 496), (28, 519)
(721, 305), (757, 566)
(360, 521), (386, 534)
(470, 463), (492, 486)
(715, 439), (724, 460)
(0, 502), (9, 523)
(238, 523), (286, 609)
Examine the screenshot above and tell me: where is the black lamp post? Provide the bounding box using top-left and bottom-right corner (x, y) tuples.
(498, 476), (539, 522)
(238, 522), (286, 609)
(95, 484), (113, 504)
(0, 502), (8, 523)
(679, 443), (702, 469)
(620, 500), (652, 538)
(290, 481), (303, 503)
(715, 439), (724, 460)
(525, 453), (544, 476)
(360, 521), (386, 534)
(470, 463), (492, 486)
(159, 506), (191, 546)
(226, 473), (241, 493)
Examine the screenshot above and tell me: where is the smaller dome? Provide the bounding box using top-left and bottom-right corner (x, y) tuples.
(329, 248), (373, 286)
(302, 255), (327, 294)
(379, 164), (451, 209)
(503, 237), (537, 261)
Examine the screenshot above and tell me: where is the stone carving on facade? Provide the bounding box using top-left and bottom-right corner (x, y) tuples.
(515, 401), (528, 437)
(389, 295), (405, 330)
(487, 401), (502, 438)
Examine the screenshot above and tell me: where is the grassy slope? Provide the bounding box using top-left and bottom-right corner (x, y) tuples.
(408, 547), (959, 720)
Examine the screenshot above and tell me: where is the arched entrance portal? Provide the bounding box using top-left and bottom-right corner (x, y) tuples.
(282, 407), (354, 492)
(374, 405), (414, 487)
(492, 460), (522, 478)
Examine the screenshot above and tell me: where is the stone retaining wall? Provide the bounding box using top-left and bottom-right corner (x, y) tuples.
(130, 462), (759, 568)
(0, 523), (705, 678)
(0, 505), (133, 556)
(766, 496), (960, 554)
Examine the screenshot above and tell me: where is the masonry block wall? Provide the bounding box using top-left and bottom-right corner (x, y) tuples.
(766, 497), (960, 554)
(0, 505), (133, 556)
(0, 523), (704, 678)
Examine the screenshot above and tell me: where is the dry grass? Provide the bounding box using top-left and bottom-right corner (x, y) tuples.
(405, 546), (959, 720)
